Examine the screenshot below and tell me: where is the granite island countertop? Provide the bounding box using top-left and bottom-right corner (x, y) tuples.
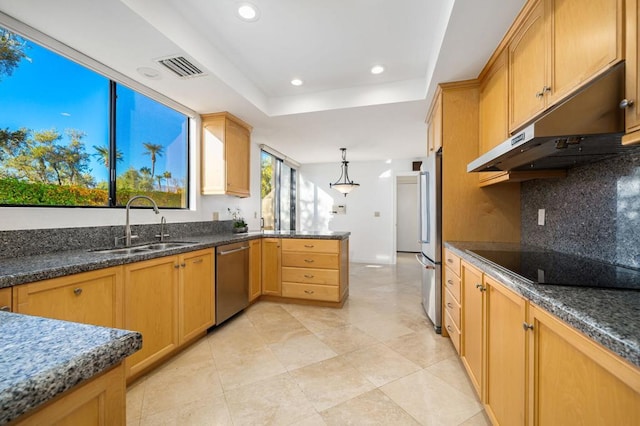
(0, 230), (350, 289)
(0, 311), (141, 425)
(445, 241), (640, 368)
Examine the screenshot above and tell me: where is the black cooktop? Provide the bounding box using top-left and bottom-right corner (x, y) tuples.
(466, 249), (640, 291)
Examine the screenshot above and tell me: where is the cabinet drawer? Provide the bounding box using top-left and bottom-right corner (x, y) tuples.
(282, 252), (339, 269)
(444, 249), (461, 276)
(444, 288), (461, 329)
(444, 267), (461, 304)
(444, 310), (461, 355)
(281, 239), (339, 254)
(282, 282), (340, 302)
(282, 267), (339, 285)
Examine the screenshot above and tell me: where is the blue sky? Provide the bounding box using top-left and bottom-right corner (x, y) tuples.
(0, 33), (186, 184)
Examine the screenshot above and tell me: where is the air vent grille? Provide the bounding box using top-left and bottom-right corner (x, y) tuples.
(157, 56), (205, 78)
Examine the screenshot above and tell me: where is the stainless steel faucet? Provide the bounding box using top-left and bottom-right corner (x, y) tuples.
(122, 196), (160, 247)
(156, 216), (170, 242)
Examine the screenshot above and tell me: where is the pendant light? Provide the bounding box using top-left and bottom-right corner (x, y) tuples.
(330, 148), (360, 196)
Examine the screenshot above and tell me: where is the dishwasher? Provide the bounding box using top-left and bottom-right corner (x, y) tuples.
(216, 241), (250, 325)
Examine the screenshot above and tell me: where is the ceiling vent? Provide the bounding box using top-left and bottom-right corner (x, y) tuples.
(156, 56), (205, 78)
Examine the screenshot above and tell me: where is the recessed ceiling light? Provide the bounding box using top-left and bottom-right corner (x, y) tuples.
(291, 78), (303, 86)
(237, 3), (259, 21)
(371, 65), (385, 75)
(136, 66), (161, 80)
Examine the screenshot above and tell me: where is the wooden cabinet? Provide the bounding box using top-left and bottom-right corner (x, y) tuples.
(124, 256), (179, 378)
(442, 248), (462, 352)
(0, 287), (12, 312)
(508, 0), (622, 132)
(426, 90), (443, 155)
(14, 364), (125, 426)
(124, 249), (215, 379)
(479, 49), (509, 155)
(201, 112), (251, 197)
(249, 238), (262, 302)
(261, 238), (282, 295)
(623, 0), (640, 144)
(460, 260), (485, 398)
(178, 249), (215, 344)
(15, 267), (123, 328)
(527, 304), (640, 425)
(484, 275), (527, 426)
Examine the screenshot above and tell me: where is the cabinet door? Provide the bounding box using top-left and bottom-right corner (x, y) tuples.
(549, 0), (622, 105)
(479, 49), (509, 155)
(528, 304), (640, 425)
(461, 261), (484, 399)
(15, 267), (123, 328)
(124, 256), (179, 378)
(261, 238), (281, 295)
(509, 0), (547, 131)
(179, 249), (214, 344)
(427, 92), (443, 155)
(225, 119), (251, 197)
(249, 239), (262, 301)
(0, 287), (11, 312)
(624, 0), (640, 137)
(484, 276), (527, 426)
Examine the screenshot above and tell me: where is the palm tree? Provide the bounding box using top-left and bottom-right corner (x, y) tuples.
(142, 142), (164, 177)
(92, 145), (123, 168)
(162, 171), (172, 191)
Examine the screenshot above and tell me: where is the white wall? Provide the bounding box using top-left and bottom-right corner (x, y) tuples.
(0, 118), (263, 231)
(299, 158), (423, 264)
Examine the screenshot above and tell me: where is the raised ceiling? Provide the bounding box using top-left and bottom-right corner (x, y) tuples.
(0, 0), (525, 163)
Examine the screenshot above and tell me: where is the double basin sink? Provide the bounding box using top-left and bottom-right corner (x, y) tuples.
(92, 241), (195, 255)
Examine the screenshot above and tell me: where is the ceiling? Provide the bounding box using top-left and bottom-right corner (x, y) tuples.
(0, 0), (526, 164)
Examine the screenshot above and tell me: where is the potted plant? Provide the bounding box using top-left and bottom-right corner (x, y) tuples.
(228, 208), (248, 233)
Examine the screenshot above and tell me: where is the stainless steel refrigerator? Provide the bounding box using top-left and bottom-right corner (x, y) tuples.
(417, 150), (442, 333)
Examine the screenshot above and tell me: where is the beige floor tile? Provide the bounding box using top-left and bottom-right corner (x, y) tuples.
(381, 369), (484, 426)
(215, 346), (287, 390)
(343, 343), (421, 387)
(289, 307), (351, 333)
(351, 316), (415, 342)
(459, 410), (492, 426)
(141, 360), (223, 418)
(126, 377), (145, 426)
(292, 412), (328, 426)
(385, 330), (457, 368)
(290, 356), (376, 411)
(269, 333), (338, 371)
(225, 372), (317, 425)
(425, 356), (479, 400)
(161, 337), (214, 370)
(320, 389), (420, 426)
(313, 325), (378, 354)
(247, 304), (312, 344)
(139, 393), (232, 426)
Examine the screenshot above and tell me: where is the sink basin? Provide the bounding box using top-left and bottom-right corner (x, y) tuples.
(91, 241), (195, 255)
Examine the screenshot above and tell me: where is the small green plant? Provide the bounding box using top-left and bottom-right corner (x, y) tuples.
(228, 208), (247, 228)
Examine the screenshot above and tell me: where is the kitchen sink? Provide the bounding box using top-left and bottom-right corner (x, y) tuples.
(92, 241), (195, 255)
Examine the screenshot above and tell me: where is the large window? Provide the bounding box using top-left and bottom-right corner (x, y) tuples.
(261, 149), (297, 230)
(0, 27), (188, 208)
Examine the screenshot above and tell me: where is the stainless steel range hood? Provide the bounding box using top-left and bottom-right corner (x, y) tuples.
(467, 63), (638, 173)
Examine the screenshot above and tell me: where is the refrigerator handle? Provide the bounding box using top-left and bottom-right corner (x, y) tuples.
(415, 254), (436, 269)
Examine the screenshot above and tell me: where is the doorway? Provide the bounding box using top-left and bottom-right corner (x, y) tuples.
(396, 174), (420, 253)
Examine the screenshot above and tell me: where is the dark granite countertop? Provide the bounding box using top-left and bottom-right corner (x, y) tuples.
(445, 241), (640, 368)
(0, 231), (350, 289)
(0, 312), (141, 425)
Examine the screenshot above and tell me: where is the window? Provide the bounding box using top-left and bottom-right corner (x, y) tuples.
(261, 149), (297, 230)
(0, 27), (189, 208)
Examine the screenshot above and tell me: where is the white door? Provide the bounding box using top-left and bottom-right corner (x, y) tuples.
(396, 176), (420, 252)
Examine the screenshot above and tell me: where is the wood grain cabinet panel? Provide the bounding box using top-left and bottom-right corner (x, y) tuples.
(15, 267), (123, 328)
(249, 239), (262, 301)
(623, 0), (640, 143)
(261, 238), (282, 296)
(178, 249), (215, 344)
(461, 260), (484, 399)
(0, 287), (12, 312)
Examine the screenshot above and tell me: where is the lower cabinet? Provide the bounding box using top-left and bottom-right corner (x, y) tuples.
(15, 267), (123, 328)
(14, 363), (126, 426)
(249, 239), (262, 301)
(461, 260), (484, 398)
(124, 249), (214, 379)
(261, 238), (282, 295)
(0, 287), (12, 312)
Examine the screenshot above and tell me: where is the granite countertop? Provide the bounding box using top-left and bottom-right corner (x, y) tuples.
(445, 241), (640, 368)
(0, 311), (141, 424)
(0, 231), (350, 289)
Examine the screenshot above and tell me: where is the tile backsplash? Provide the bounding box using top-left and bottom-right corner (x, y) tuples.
(521, 151), (640, 269)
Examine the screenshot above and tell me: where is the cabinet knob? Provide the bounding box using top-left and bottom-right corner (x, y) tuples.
(0, 305), (10, 312)
(304, 290), (315, 294)
(304, 259), (314, 263)
(174, 264), (180, 269)
(447, 279), (454, 285)
(304, 244), (314, 248)
(620, 99), (635, 109)
(446, 302), (454, 309)
(543, 86), (551, 93)
(181, 263), (186, 268)
(475, 283), (486, 292)
(522, 322), (534, 331)
(535, 90), (544, 98)
(73, 288), (83, 296)
(304, 274), (314, 278)
(447, 258), (453, 263)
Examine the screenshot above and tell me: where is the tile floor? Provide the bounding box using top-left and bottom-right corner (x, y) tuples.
(126, 253), (489, 425)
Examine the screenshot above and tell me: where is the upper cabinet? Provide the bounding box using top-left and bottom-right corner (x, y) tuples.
(426, 90), (443, 156)
(201, 112), (252, 197)
(508, 0), (623, 133)
(623, 0), (640, 144)
(479, 50), (509, 155)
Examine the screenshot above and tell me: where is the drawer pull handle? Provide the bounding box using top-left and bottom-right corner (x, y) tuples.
(304, 244), (314, 248)
(0, 305), (10, 312)
(522, 322), (534, 331)
(174, 264), (180, 269)
(446, 325), (453, 333)
(447, 258), (453, 263)
(304, 259), (314, 263)
(304, 274), (314, 278)
(181, 263), (186, 268)
(447, 302), (454, 309)
(73, 288), (83, 296)
(192, 259), (204, 264)
(304, 290), (315, 294)
(475, 284), (486, 292)
(447, 279), (454, 285)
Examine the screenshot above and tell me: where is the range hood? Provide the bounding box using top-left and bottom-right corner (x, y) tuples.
(468, 63), (638, 173)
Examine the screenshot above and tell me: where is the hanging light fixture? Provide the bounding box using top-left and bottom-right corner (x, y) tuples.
(330, 148), (360, 196)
